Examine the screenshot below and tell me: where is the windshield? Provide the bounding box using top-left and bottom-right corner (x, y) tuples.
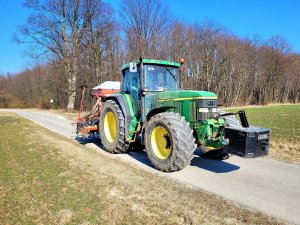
(144, 65), (179, 91)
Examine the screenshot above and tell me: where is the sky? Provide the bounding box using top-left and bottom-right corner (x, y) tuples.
(0, 0), (299, 74)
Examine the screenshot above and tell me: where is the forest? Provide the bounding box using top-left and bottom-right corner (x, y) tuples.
(0, 0), (299, 110)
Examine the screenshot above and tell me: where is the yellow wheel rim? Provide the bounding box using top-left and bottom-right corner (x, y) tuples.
(104, 111), (117, 143)
(151, 126), (172, 159)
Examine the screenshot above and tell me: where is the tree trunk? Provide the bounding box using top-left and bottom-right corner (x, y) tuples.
(67, 86), (76, 111)
(66, 63), (76, 111)
(95, 49), (101, 84)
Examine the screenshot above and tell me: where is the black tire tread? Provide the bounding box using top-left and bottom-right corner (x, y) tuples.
(145, 112), (196, 172)
(100, 100), (130, 153)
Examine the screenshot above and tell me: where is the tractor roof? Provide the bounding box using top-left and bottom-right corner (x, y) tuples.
(121, 59), (180, 70)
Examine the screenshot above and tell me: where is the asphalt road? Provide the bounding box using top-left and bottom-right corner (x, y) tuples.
(2, 109), (300, 224)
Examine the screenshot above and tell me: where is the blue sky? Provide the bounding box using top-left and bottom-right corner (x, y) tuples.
(0, 0), (299, 74)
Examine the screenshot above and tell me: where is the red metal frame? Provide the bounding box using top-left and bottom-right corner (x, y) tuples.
(75, 85), (120, 136)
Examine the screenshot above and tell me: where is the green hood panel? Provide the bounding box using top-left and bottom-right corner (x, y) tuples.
(158, 90), (217, 101)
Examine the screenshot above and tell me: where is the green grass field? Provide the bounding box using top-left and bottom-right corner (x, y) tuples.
(0, 114), (106, 224)
(226, 105), (300, 143)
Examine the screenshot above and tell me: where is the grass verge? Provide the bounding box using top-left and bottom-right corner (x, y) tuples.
(0, 112), (283, 224)
(0, 113), (106, 224)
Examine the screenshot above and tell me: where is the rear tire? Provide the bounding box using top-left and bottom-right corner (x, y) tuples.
(144, 112), (196, 172)
(100, 100), (129, 153)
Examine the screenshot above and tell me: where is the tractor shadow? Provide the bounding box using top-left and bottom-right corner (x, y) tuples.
(75, 134), (153, 167)
(75, 133), (102, 146)
(75, 135), (240, 174)
(128, 148), (240, 174)
(128, 149), (153, 167)
(190, 149), (240, 173)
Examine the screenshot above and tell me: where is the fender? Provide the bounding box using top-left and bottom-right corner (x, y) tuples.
(105, 94), (138, 141)
(146, 106), (175, 121)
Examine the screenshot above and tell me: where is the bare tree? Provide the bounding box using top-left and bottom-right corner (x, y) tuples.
(16, 0), (96, 111)
(120, 0), (171, 59)
(9, 3), (300, 108)
(82, 1), (117, 84)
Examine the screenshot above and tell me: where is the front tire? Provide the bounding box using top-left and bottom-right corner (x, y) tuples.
(100, 100), (129, 153)
(144, 112), (196, 172)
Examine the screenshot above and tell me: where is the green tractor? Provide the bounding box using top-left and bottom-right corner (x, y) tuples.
(99, 58), (233, 172)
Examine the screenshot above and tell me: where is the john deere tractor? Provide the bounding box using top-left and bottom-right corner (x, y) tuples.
(99, 58), (269, 172)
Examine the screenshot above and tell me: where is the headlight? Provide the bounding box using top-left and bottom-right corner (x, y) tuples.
(198, 99), (218, 121)
(199, 108), (209, 112)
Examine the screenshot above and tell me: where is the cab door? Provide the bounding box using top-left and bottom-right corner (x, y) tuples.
(122, 67), (141, 117)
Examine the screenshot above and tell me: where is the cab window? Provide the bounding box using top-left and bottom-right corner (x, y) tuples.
(122, 69), (130, 92)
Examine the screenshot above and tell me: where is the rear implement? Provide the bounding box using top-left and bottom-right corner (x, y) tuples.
(74, 81), (120, 138)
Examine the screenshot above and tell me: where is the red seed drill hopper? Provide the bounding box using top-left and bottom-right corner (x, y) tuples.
(75, 81), (120, 137)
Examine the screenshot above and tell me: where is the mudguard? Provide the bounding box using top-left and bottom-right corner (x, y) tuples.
(105, 94), (138, 141)
(146, 106), (175, 121)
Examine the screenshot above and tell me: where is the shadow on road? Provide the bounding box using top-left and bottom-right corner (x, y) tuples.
(75, 134), (154, 168)
(190, 156), (240, 173)
(128, 150), (153, 167)
(190, 148), (240, 173)
(75, 134), (240, 173)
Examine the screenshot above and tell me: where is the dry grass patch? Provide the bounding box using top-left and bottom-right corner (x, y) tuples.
(269, 141), (300, 163)
(49, 109), (88, 122)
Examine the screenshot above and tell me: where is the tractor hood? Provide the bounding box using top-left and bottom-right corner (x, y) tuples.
(157, 90), (217, 101)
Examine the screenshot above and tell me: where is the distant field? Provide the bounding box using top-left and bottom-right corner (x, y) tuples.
(225, 105), (300, 143)
(225, 104), (300, 162)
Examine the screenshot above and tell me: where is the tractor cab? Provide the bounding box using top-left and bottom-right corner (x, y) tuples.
(121, 59), (181, 119)
(143, 64), (179, 92)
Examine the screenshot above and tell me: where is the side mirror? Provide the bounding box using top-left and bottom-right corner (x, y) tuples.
(142, 87), (149, 96)
(129, 62), (137, 73)
(141, 87), (148, 96)
(187, 68), (193, 77)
